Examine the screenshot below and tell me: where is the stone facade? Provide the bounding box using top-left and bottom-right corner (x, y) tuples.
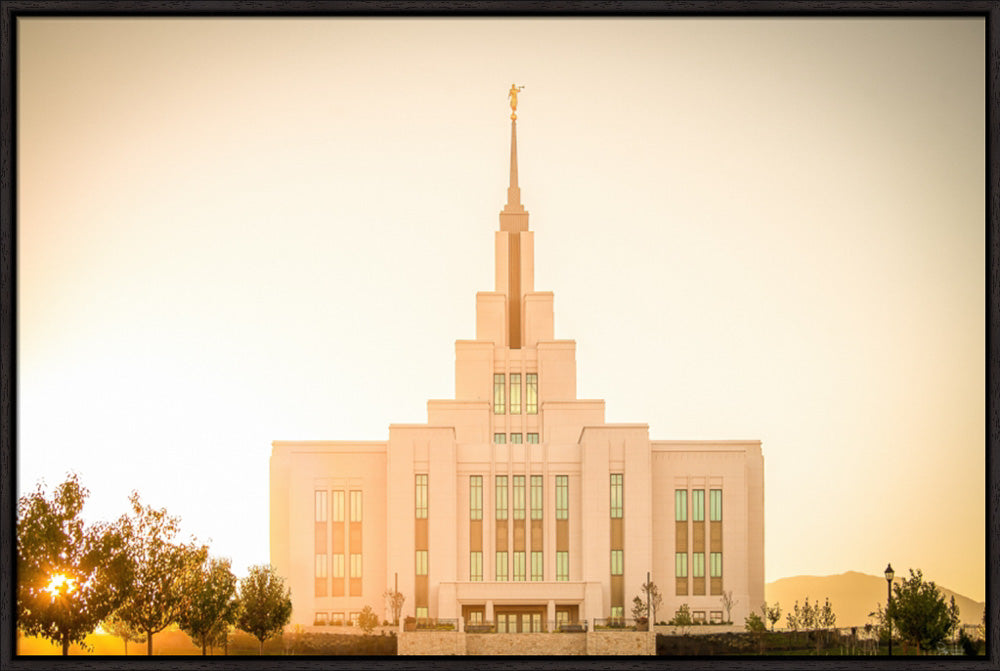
(398, 629), (657, 656)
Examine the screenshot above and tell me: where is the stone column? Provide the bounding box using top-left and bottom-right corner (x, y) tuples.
(486, 600), (494, 623)
(547, 599), (556, 629)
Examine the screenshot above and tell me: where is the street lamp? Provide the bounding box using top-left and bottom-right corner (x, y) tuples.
(884, 564), (894, 656)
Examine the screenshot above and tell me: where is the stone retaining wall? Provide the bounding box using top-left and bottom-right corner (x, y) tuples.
(399, 630), (655, 655)
(397, 631), (465, 655)
(586, 630), (656, 655)
(466, 633), (586, 655)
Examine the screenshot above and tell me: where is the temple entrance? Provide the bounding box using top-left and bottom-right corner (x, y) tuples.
(494, 605), (547, 633)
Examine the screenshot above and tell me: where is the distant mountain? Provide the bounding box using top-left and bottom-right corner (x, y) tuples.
(765, 571), (984, 627)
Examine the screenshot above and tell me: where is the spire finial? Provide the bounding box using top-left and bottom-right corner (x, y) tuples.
(508, 83), (524, 120)
(504, 85), (525, 213)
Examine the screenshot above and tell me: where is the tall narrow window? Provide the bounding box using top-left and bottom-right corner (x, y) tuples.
(526, 373), (538, 414)
(709, 489), (722, 521)
(493, 433), (506, 444)
(611, 549), (623, 575)
(513, 552), (526, 581)
(675, 553), (687, 578)
(675, 489), (687, 521)
(710, 552), (722, 577)
(531, 551), (543, 581)
(349, 491), (362, 522)
(415, 550), (428, 576)
(510, 433), (523, 444)
(530, 475), (543, 520)
(692, 489), (705, 522)
(493, 373), (505, 414)
(315, 491), (328, 522)
(611, 606), (624, 620)
(350, 553), (362, 578)
(416, 607), (428, 620)
(495, 476), (508, 520)
(526, 433), (539, 444)
(332, 491), (345, 522)
(470, 552), (483, 581)
(332, 554), (345, 578)
(610, 474), (623, 518)
(315, 554), (328, 578)
(513, 475), (525, 520)
(415, 474), (428, 518)
(470, 476), (483, 520)
(495, 551), (508, 581)
(556, 551), (569, 581)
(692, 552), (705, 578)
(555, 476), (568, 520)
(510, 373), (522, 414)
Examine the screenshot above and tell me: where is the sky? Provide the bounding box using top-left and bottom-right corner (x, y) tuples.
(17, 17), (985, 602)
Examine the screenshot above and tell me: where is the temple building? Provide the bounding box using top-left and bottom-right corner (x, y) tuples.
(269, 92), (765, 634)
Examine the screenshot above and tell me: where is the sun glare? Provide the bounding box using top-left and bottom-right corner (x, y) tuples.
(44, 573), (76, 601)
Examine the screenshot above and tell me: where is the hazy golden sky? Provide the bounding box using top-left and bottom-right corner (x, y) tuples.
(18, 18), (985, 601)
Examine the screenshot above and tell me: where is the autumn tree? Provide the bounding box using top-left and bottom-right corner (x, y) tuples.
(383, 588), (405, 626)
(630, 596), (647, 624)
(114, 492), (207, 655)
(16, 474), (132, 655)
(887, 568), (960, 654)
(236, 564), (292, 655)
(102, 612), (146, 655)
(640, 579), (662, 623)
(177, 556), (239, 655)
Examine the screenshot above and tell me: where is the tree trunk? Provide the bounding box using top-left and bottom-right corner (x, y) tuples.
(202, 635), (207, 655)
(258, 638), (263, 655)
(61, 634), (70, 656)
(123, 636), (128, 655)
(147, 630), (153, 656)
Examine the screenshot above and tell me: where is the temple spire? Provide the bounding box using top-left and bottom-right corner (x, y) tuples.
(504, 119), (524, 213)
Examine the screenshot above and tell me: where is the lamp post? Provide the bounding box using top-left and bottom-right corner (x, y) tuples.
(884, 563), (895, 656)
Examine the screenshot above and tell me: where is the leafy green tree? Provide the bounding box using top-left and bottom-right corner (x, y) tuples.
(630, 596), (647, 624)
(102, 612), (146, 655)
(669, 603), (694, 635)
(114, 492), (207, 655)
(358, 605), (380, 635)
(177, 556), (239, 655)
(16, 474), (132, 655)
(236, 564), (292, 655)
(745, 611), (767, 633)
(887, 568), (960, 654)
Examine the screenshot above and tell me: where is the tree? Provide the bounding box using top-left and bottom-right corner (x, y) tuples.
(630, 596), (647, 625)
(720, 590), (737, 623)
(236, 564), (292, 655)
(358, 605), (380, 635)
(744, 611), (767, 633)
(744, 612), (767, 654)
(669, 603), (694, 635)
(818, 597), (836, 628)
(177, 556), (239, 655)
(114, 492), (207, 655)
(383, 588), (405, 626)
(640, 579), (662, 623)
(887, 568), (960, 654)
(16, 474), (133, 655)
(102, 612), (146, 655)
(786, 601), (800, 631)
(762, 601), (782, 631)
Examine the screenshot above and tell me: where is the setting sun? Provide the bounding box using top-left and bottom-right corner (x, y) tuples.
(44, 574), (76, 601)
